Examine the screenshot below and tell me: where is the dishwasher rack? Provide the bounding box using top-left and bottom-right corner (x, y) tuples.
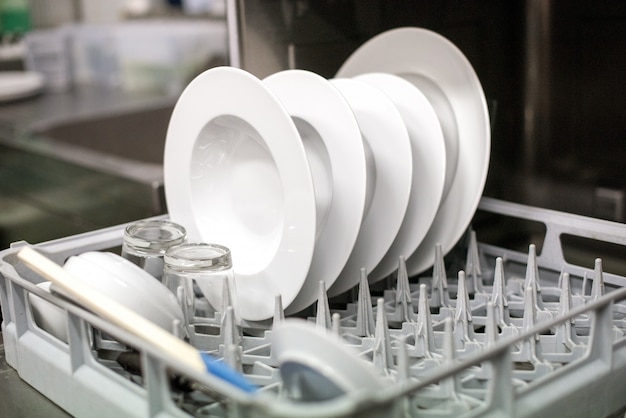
(2, 197), (626, 418)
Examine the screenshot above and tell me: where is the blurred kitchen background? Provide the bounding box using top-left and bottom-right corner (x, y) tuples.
(1, 0), (626, 263)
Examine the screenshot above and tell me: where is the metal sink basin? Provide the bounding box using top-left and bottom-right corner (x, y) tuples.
(33, 105), (172, 165)
(24, 101), (176, 213)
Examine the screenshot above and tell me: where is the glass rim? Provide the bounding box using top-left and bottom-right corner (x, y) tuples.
(123, 219), (187, 253)
(164, 243), (232, 270)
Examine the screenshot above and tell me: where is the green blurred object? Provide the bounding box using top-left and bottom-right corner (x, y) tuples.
(0, 0), (31, 34)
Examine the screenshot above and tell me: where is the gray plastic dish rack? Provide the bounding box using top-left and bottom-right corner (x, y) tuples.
(2, 197), (626, 418)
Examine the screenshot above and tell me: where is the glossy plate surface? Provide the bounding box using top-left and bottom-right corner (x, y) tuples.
(164, 66), (316, 320)
(264, 70), (367, 313)
(328, 78), (412, 296)
(337, 27), (490, 275)
(355, 73), (446, 281)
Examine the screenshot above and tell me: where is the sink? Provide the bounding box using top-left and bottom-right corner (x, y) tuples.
(33, 105), (173, 165)
(22, 101), (177, 214)
(0, 89), (186, 248)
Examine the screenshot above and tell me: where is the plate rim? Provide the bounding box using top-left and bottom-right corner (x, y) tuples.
(355, 72), (446, 282)
(337, 27), (491, 276)
(263, 69), (368, 314)
(327, 77), (413, 297)
(164, 66), (317, 321)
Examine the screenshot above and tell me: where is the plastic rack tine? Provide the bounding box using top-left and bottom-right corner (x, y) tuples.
(316, 280), (331, 330)
(222, 275), (239, 325)
(524, 244), (544, 309)
(588, 259), (623, 341)
(415, 283), (436, 358)
(430, 243), (450, 308)
(395, 334), (413, 418)
(331, 313), (341, 336)
(396, 334), (410, 383)
(221, 305), (241, 348)
(474, 302), (498, 380)
(355, 268), (375, 337)
(522, 286), (537, 333)
(581, 271), (589, 297)
(519, 286), (544, 365)
(485, 302), (498, 348)
(555, 272), (579, 350)
(590, 258), (605, 301)
(395, 255), (417, 322)
(465, 230), (484, 294)
(491, 257), (511, 327)
(272, 294), (284, 330)
(454, 270), (476, 344)
(373, 298), (393, 375)
(223, 337), (243, 373)
(558, 273), (573, 320)
(441, 317), (461, 400)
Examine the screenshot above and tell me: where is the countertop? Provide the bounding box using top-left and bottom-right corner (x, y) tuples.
(0, 83), (175, 141)
(0, 84), (173, 249)
(0, 85), (173, 417)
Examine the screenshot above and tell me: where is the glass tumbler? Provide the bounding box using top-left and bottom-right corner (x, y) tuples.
(121, 219), (187, 281)
(163, 243), (239, 327)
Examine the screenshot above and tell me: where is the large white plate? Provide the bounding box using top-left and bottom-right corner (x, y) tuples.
(355, 73), (446, 282)
(337, 27), (490, 276)
(328, 78), (412, 297)
(164, 66), (317, 321)
(263, 70), (367, 314)
(272, 319), (386, 401)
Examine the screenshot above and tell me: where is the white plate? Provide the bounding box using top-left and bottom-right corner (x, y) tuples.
(328, 78), (412, 297)
(337, 27), (490, 276)
(272, 319), (386, 401)
(355, 73), (446, 282)
(263, 70), (367, 314)
(164, 66), (317, 321)
(0, 71), (44, 102)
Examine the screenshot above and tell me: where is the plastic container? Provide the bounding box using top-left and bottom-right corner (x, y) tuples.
(23, 27), (73, 91)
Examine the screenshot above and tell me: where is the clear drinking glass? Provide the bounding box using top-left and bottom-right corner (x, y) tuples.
(121, 219), (187, 281)
(163, 243), (239, 327)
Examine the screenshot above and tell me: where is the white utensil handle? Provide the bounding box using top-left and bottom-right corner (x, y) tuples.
(17, 247), (205, 373)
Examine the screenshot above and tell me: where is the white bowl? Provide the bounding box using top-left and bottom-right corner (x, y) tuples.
(64, 251), (185, 334)
(29, 251), (185, 342)
(29, 281), (68, 343)
(164, 66), (317, 321)
(272, 319), (386, 401)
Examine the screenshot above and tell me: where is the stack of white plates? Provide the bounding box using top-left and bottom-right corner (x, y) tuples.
(163, 27), (490, 321)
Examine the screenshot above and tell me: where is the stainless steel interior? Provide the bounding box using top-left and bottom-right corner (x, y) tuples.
(231, 0), (626, 225)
